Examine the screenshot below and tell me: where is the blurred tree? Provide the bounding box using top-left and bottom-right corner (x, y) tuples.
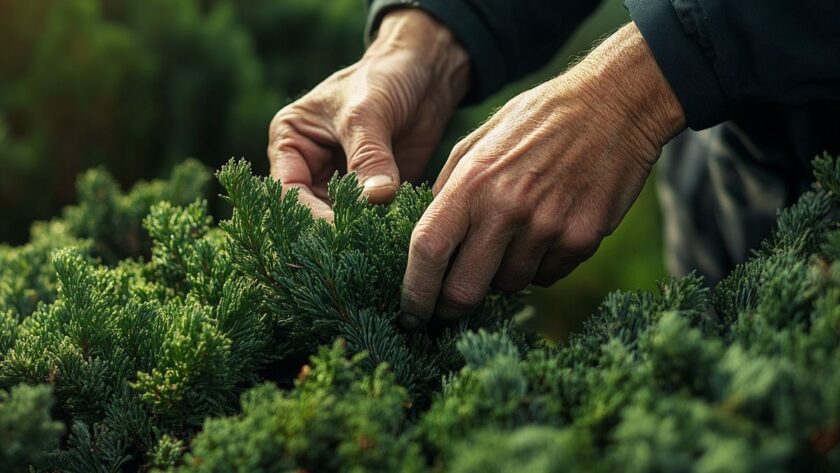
(0, 0), (365, 243)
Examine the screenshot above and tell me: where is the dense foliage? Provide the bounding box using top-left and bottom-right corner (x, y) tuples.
(1, 154), (839, 472)
(0, 158), (522, 472)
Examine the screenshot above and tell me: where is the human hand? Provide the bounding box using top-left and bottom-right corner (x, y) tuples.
(268, 9), (470, 221)
(399, 23), (687, 329)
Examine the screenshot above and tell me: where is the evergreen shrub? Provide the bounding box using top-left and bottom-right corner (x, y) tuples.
(1, 154), (839, 472)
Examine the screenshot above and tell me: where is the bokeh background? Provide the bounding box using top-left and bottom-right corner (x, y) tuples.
(0, 0), (664, 338)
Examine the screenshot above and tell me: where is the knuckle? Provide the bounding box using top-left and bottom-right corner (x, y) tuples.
(441, 282), (484, 311)
(491, 198), (528, 225)
(343, 103), (368, 130)
(340, 100), (383, 135)
(410, 225), (451, 267)
(268, 105), (311, 148)
(561, 227), (603, 256)
(450, 139), (472, 159)
(529, 215), (560, 244)
(268, 134), (298, 154)
(269, 109), (292, 139)
(269, 106), (289, 126)
(347, 137), (391, 169)
(270, 100), (311, 129)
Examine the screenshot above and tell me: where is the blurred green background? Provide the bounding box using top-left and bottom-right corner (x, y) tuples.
(0, 0), (664, 338)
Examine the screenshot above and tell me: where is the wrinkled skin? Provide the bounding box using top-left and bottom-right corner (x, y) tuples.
(268, 9), (686, 329)
(268, 10), (470, 220)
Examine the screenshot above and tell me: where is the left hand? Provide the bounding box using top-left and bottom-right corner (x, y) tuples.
(399, 23), (687, 329)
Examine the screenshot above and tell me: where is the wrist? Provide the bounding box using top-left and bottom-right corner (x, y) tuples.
(565, 22), (686, 154)
(367, 9), (471, 106)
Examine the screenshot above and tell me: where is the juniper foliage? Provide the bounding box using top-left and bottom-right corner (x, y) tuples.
(216, 160), (524, 398)
(1, 155), (839, 472)
(412, 153), (840, 472)
(176, 342), (424, 473)
(0, 158), (520, 471)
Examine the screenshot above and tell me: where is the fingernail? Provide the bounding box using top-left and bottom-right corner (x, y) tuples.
(363, 174), (393, 190)
(398, 312), (421, 330)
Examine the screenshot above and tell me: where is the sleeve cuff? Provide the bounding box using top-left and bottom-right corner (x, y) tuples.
(365, 0), (507, 105)
(625, 0), (728, 130)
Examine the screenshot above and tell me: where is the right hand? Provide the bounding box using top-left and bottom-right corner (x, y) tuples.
(268, 9), (471, 221)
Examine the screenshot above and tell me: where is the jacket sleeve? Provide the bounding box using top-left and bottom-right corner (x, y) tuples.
(365, 0), (603, 104)
(626, 0), (840, 130)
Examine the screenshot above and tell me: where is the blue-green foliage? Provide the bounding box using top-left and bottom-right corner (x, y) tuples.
(1, 156), (839, 472)
(411, 155), (840, 472)
(0, 158), (520, 471)
(176, 342), (424, 473)
(217, 160), (523, 399)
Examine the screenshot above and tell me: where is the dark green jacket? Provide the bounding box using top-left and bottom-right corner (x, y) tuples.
(365, 0), (840, 151)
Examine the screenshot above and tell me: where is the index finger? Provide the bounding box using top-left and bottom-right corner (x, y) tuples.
(399, 193), (470, 330)
(268, 130), (335, 222)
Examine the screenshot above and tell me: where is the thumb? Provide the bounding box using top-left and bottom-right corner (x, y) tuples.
(345, 123), (400, 205)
